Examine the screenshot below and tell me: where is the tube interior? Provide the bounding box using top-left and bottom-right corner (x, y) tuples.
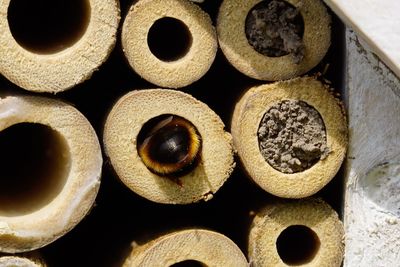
(0, 123), (71, 216)
(276, 225), (321, 265)
(170, 260), (206, 267)
(147, 17), (193, 62)
(7, 0), (91, 54)
(245, 0), (305, 63)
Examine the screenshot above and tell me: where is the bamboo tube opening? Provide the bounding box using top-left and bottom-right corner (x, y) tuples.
(137, 114), (201, 178)
(170, 260), (206, 267)
(147, 17), (193, 62)
(276, 225), (321, 265)
(0, 123), (70, 216)
(245, 0), (305, 63)
(7, 0), (91, 54)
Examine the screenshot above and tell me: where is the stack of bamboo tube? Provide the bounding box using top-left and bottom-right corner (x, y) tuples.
(0, 0), (348, 266)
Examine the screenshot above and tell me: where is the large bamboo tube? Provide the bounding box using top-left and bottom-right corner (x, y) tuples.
(0, 95), (102, 252)
(122, 0), (217, 88)
(103, 89), (235, 204)
(231, 77), (347, 198)
(248, 198), (344, 267)
(123, 229), (248, 266)
(217, 0), (331, 81)
(0, 0), (120, 93)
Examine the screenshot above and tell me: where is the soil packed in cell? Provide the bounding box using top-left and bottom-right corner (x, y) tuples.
(258, 100), (329, 173)
(245, 0), (305, 63)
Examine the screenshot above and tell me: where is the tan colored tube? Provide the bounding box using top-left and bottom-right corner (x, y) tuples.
(123, 229), (248, 266)
(0, 0), (120, 93)
(104, 89), (235, 204)
(231, 77), (347, 198)
(0, 95), (102, 252)
(0, 256), (45, 267)
(249, 198), (344, 267)
(122, 0), (217, 88)
(217, 0), (331, 81)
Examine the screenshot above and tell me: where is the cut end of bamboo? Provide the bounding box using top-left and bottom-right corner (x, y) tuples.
(123, 229), (248, 266)
(122, 0), (217, 88)
(217, 0), (331, 80)
(249, 198), (344, 267)
(104, 89), (235, 204)
(0, 256), (45, 267)
(231, 76), (348, 198)
(0, 0), (120, 93)
(0, 95), (102, 253)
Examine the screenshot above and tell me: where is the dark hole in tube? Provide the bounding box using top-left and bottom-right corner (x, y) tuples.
(170, 260), (206, 267)
(7, 0), (91, 54)
(276, 225), (321, 265)
(147, 17), (193, 62)
(0, 123), (71, 216)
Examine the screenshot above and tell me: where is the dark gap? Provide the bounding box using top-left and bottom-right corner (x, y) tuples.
(170, 260), (206, 267)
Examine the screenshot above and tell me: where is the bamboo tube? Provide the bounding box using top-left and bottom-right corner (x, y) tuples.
(0, 95), (102, 252)
(123, 229), (248, 266)
(0, 256), (45, 267)
(0, 0), (120, 93)
(103, 89), (235, 204)
(217, 0), (331, 81)
(121, 0), (217, 88)
(248, 198), (344, 267)
(231, 77), (347, 198)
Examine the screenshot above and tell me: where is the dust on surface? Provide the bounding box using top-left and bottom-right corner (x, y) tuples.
(258, 100), (329, 173)
(245, 0), (305, 63)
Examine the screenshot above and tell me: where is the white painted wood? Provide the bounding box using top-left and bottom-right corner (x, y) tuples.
(344, 29), (400, 267)
(323, 0), (400, 78)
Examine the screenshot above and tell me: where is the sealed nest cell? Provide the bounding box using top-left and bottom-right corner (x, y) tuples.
(231, 77), (348, 198)
(217, 0), (331, 80)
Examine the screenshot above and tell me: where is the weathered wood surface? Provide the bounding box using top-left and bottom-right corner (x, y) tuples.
(344, 29), (400, 266)
(323, 0), (400, 78)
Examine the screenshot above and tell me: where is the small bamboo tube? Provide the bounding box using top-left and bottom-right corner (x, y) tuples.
(103, 89), (235, 204)
(248, 198), (344, 267)
(122, 0), (217, 88)
(123, 229), (248, 267)
(0, 95), (102, 252)
(217, 0), (331, 81)
(231, 77), (347, 198)
(0, 0), (120, 93)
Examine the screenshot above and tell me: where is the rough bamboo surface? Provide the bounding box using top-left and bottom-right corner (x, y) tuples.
(0, 96), (102, 253)
(217, 0), (331, 81)
(0, 255), (45, 267)
(249, 198), (344, 267)
(0, 0), (120, 93)
(231, 77), (348, 198)
(343, 29), (400, 266)
(122, 0), (218, 88)
(103, 89), (235, 204)
(123, 229), (248, 267)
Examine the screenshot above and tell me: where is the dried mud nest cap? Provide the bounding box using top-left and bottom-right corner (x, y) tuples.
(123, 229), (248, 266)
(103, 89), (235, 204)
(231, 77), (348, 198)
(0, 0), (120, 93)
(217, 0), (331, 81)
(0, 96), (102, 253)
(121, 0), (218, 89)
(249, 198), (344, 267)
(0, 255), (45, 267)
